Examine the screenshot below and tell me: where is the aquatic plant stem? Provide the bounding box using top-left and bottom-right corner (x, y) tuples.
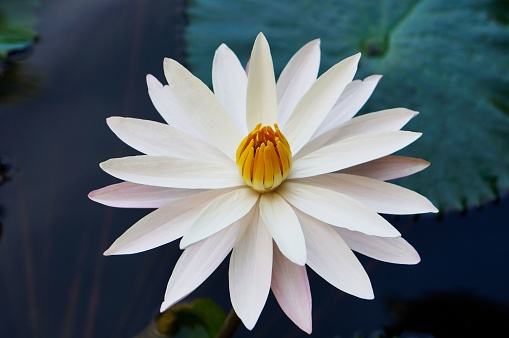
(215, 308), (241, 338)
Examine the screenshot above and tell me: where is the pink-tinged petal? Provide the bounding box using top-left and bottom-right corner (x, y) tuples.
(246, 33), (278, 129)
(295, 173), (438, 215)
(298, 210), (374, 299)
(212, 44), (248, 134)
(163, 58), (242, 160)
(180, 188), (259, 248)
(278, 182), (400, 237)
(313, 75), (382, 137)
(146, 74), (202, 139)
(339, 155), (431, 181)
(283, 53), (360, 154)
(160, 221), (240, 311)
(276, 39), (320, 128)
(100, 155), (242, 189)
(260, 193), (306, 265)
(104, 189), (232, 255)
(334, 228), (421, 265)
(290, 131), (422, 179)
(271, 244), (312, 334)
(88, 182), (204, 208)
(229, 207), (273, 330)
(106, 117), (229, 163)
(297, 108), (417, 159)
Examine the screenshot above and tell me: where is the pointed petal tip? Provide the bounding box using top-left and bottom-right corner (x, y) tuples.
(146, 74), (162, 89)
(366, 74), (383, 81)
(215, 43), (230, 54)
(160, 301), (172, 313)
(299, 320), (313, 334)
(103, 247), (114, 256)
(105, 116), (123, 128)
(178, 237), (190, 250)
(307, 38), (321, 48)
(103, 242), (132, 256)
(356, 284), (375, 300)
(163, 58), (178, 74)
(87, 190), (98, 201)
(240, 315), (257, 331)
(163, 57), (172, 66)
(253, 32), (270, 49)
(98, 160), (108, 170)
(255, 32), (266, 40)
(290, 252), (307, 266)
(179, 234), (199, 250)
(410, 251), (421, 265)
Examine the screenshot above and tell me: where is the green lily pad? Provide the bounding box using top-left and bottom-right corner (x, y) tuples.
(0, 0), (38, 60)
(185, 0), (509, 211)
(135, 298), (227, 338)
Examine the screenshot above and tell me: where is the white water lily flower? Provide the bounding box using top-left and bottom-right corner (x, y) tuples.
(89, 33), (437, 333)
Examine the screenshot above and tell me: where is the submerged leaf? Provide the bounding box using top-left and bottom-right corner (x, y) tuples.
(135, 298), (227, 338)
(185, 0), (509, 211)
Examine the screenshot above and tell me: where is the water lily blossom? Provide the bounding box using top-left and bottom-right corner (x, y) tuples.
(89, 33), (437, 333)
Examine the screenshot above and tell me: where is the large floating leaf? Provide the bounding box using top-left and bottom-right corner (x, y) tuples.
(185, 0), (509, 211)
(0, 0), (38, 60)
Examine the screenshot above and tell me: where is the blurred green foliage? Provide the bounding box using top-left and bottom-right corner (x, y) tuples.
(135, 298), (227, 338)
(0, 0), (38, 60)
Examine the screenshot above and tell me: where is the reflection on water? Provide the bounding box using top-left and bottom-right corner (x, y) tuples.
(1, 0), (188, 337)
(0, 55), (41, 105)
(386, 292), (509, 338)
(0, 0), (509, 337)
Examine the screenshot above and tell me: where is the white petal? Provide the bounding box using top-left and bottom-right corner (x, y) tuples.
(334, 228), (421, 265)
(180, 188), (259, 248)
(271, 244), (312, 334)
(100, 155), (242, 189)
(212, 44), (248, 134)
(339, 155), (431, 181)
(276, 39), (320, 128)
(88, 182), (204, 208)
(229, 207), (273, 330)
(246, 33), (278, 129)
(295, 173), (438, 214)
(163, 58), (242, 160)
(278, 182), (400, 237)
(290, 131), (422, 179)
(298, 211), (373, 299)
(313, 75), (382, 137)
(259, 193), (306, 265)
(146, 74), (202, 139)
(106, 117), (229, 163)
(160, 222), (240, 311)
(104, 189), (231, 255)
(283, 53), (360, 154)
(297, 108), (417, 159)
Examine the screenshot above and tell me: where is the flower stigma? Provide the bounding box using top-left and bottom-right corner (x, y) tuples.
(236, 123), (292, 192)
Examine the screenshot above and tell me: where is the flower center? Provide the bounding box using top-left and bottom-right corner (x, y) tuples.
(236, 123), (292, 193)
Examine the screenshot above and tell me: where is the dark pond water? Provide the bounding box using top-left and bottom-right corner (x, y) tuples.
(1, 1), (508, 337)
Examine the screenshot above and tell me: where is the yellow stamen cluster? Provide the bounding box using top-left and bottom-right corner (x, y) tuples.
(236, 123), (292, 192)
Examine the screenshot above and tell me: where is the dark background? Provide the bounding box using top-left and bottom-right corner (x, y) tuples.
(1, 1), (508, 337)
